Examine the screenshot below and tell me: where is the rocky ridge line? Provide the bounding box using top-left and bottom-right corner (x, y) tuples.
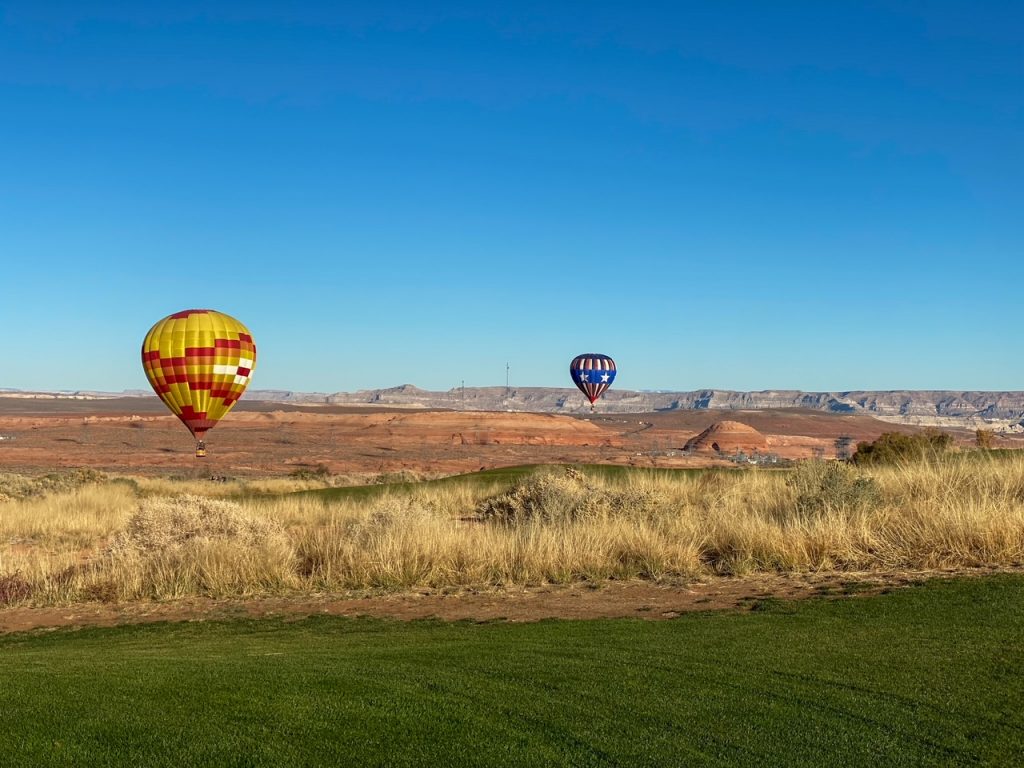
(4, 386), (1024, 428)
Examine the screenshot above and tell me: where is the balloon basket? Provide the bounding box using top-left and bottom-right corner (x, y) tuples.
(195, 441), (207, 458)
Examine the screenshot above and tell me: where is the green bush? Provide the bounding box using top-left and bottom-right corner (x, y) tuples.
(851, 429), (954, 466)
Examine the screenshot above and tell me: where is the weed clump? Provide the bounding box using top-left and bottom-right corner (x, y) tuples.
(101, 495), (296, 598)
(852, 429), (954, 466)
(475, 467), (665, 524)
(476, 470), (597, 523)
(787, 461), (879, 517)
(0, 469), (107, 503)
(109, 495), (288, 554)
(0, 571), (33, 605)
(289, 464), (331, 480)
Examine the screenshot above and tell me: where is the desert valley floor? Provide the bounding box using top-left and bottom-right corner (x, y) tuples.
(2, 395), (1018, 475)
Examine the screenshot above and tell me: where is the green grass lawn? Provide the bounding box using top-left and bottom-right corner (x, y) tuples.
(1, 575), (1021, 767)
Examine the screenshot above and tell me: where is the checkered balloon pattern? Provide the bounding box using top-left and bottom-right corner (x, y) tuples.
(569, 353), (617, 405)
(141, 309), (256, 439)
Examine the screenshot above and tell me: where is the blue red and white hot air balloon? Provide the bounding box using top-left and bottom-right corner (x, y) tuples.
(569, 353), (616, 410)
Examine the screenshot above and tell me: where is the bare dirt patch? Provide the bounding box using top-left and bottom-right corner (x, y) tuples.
(1, 568), (1012, 635)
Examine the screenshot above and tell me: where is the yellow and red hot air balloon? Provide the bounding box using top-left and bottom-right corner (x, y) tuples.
(141, 309), (256, 457)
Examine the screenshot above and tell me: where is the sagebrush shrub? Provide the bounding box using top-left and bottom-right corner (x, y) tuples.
(852, 429), (954, 466)
(476, 470), (599, 523)
(0, 571), (33, 605)
(0, 469), (107, 503)
(475, 468), (667, 524)
(109, 494), (288, 553)
(97, 495), (297, 598)
(787, 461), (879, 517)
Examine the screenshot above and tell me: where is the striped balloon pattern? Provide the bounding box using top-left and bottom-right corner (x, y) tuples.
(569, 353), (617, 405)
(141, 309), (256, 447)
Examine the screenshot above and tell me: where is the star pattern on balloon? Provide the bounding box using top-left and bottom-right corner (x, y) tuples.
(569, 354), (616, 406)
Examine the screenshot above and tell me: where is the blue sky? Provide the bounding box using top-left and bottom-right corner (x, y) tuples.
(1, 2), (1021, 393)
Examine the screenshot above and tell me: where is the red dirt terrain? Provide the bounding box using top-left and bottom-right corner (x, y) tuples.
(0, 396), (1002, 476)
(684, 420), (768, 453)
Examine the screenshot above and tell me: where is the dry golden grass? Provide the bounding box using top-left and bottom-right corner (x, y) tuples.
(126, 474), (355, 498)
(118, 469), (439, 500)
(2, 456), (1023, 606)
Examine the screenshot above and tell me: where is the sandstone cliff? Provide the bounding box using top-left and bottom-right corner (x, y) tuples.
(6, 386), (1024, 429)
(240, 386), (1024, 429)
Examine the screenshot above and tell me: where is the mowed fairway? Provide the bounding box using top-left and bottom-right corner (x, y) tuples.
(1, 575), (1022, 767)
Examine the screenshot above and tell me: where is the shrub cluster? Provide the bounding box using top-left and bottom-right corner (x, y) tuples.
(0, 571), (33, 605)
(108, 494), (289, 554)
(289, 464), (331, 480)
(0, 469), (107, 503)
(89, 495), (298, 600)
(852, 429), (954, 466)
(475, 467), (663, 524)
(976, 429), (996, 450)
(787, 461), (879, 517)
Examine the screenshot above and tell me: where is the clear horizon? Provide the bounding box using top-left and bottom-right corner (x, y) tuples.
(2, 3), (1020, 394)
(5, 383), (1024, 397)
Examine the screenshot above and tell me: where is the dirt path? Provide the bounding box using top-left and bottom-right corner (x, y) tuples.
(1, 568), (1009, 635)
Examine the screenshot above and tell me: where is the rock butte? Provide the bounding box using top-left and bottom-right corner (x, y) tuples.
(684, 420), (768, 454)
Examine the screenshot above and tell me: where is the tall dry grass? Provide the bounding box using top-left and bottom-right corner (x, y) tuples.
(2, 456), (1023, 606)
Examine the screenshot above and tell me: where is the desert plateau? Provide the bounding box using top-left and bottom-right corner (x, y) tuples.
(3, 392), (1018, 477)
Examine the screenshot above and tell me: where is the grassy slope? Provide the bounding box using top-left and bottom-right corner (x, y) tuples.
(294, 463), (715, 502)
(1, 575), (1022, 767)
(301, 463), (540, 500)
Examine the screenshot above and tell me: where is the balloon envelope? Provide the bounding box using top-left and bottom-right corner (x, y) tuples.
(569, 353), (616, 405)
(141, 309), (256, 442)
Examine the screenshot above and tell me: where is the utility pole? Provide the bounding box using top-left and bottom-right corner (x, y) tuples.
(461, 379), (465, 410)
(505, 362), (510, 410)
